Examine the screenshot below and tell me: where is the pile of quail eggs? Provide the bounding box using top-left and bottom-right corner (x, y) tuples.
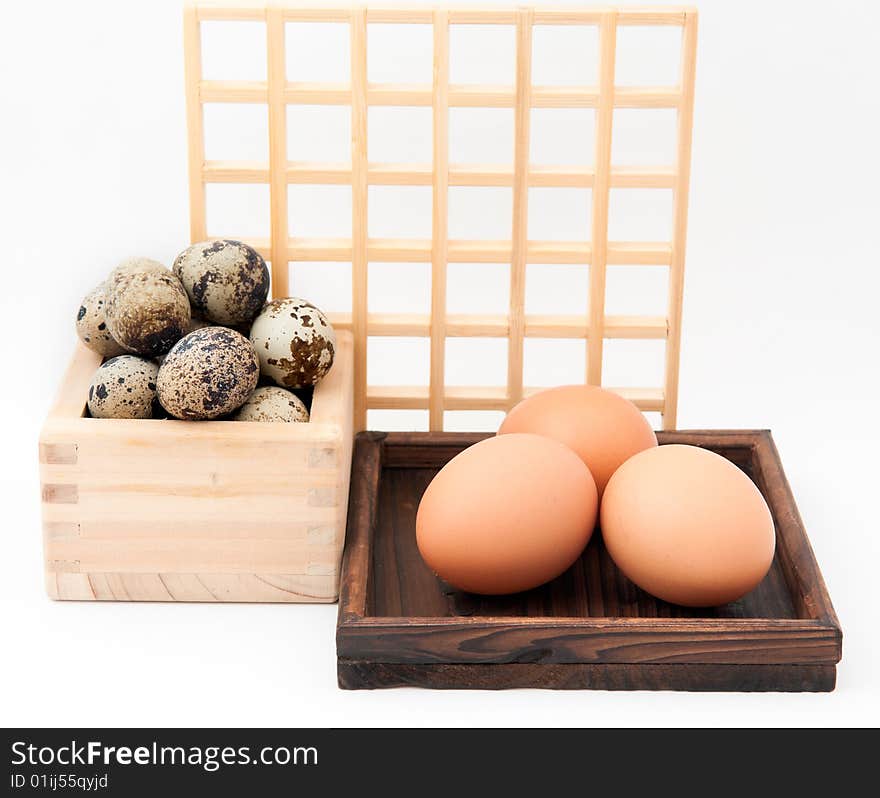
(76, 240), (336, 423)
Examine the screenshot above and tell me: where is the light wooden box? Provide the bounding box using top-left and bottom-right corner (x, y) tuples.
(40, 332), (354, 602)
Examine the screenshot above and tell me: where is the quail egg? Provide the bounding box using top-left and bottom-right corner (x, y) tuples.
(105, 258), (190, 357)
(233, 386), (310, 422)
(173, 240), (270, 326)
(75, 283), (126, 357)
(87, 355), (159, 419)
(249, 297), (336, 389)
(154, 315), (210, 366)
(157, 327), (259, 420)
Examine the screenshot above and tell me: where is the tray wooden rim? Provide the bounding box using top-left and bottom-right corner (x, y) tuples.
(337, 430), (842, 668)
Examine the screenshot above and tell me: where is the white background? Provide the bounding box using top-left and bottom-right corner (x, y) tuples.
(2, 0), (878, 727)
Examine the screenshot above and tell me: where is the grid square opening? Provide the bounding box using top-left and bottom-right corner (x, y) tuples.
(602, 339), (666, 388)
(205, 183), (270, 239)
(368, 107), (433, 163)
(285, 22), (350, 82)
(368, 186), (433, 239)
(201, 20), (266, 81)
(530, 108), (595, 166)
(531, 24), (599, 86)
(615, 25), (682, 87)
(449, 108), (515, 165)
(449, 24), (516, 84)
(289, 262), (352, 313)
(608, 188), (673, 242)
(287, 105), (351, 163)
(368, 262), (431, 314)
(525, 263), (589, 315)
(448, 187), (512, 240)
(605, 265), (669, 316)
(203, 104), (269, 162)
(288, 185), (352, 238)
(445, 338), (508, 387)
(368, 23), (433, 83)
(447, 263), (509, 315)
(611, 108), (677, 167)
(367, 336), (430, 386)
(528, 187), (592, 241)
(523, 338), (587, 387)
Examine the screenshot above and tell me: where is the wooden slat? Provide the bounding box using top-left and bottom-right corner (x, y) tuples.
(203, 160), (270, 182)
(328, 312), (668, 340)
(429, 10), (449, 431)
(506, 8), (533, 410)
(350, 8), (369, 432)
(366, 385), (665, 412)
(183, 6), (207, 242)
(199, 79), (268, 102)
(191, 4), (689, 27)
(199, 80), (680, 109)
(281, 238), (672, 264)
(587, 11), (618, 385)
(664, 10), (699, 429)
(204, 161), (676, 190)
(266, 6), (289, 296)
(607, 241), (673, 264)
(288, 161), (352, 183)
(286, 81), (352, 104)
(196, 3), (267, 22)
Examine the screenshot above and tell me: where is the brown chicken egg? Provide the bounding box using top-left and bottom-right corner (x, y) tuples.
(416, 433), (598, 595)
(600, 444), (776, 607)
(498, 384), (657, 497)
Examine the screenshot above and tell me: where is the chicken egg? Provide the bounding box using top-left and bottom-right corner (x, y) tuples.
(498, 384), (657, 497)
(600, 444), (776, 607)
(416, 433), (598, 595)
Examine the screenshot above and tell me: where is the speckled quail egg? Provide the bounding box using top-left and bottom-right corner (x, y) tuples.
(249, 298), (336, 389)
(173, 240), (270, 326)
(75, 283), (126, 357)
(233, 386), (310, 422)
(105, 258), (191, 357)
(87, 356), (159, 419)
(157, 327), (259, 420)
(154, 315), (210, 365)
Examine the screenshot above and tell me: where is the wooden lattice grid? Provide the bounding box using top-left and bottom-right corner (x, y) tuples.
(183, 2), (698, 432)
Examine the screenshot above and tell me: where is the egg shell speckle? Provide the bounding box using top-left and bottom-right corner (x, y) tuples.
(105, 258), (191, 357)
(154, 315), (211, 366)
(233, 386), (310, 422)
(157, 327), (259, 420)
(75, 283), (126, 357)
(173, 240), (270, 326)
(87, 356), (159, 419)
(249, 297), (336, 389)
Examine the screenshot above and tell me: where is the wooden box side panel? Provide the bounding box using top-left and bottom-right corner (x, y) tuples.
(338, 660), (837, 692)
(40, 333), (355, 602)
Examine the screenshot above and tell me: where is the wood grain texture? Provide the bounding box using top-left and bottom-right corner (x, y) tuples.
(338, 661), (837, 692)
(586, 10), (617, 385)
(663, 9), (698, 428)
(428, 9), (449, 431)
(506, 7), (533, 409)
(39, 333), (355, 603)
(336, 430), (842, 690)
(266, 4), (290, 296)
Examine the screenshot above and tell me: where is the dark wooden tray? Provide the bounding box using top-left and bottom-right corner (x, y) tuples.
(337, 431), (841, 691)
